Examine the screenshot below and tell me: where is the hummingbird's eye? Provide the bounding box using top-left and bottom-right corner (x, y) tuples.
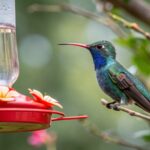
(96, 45), (104, 49)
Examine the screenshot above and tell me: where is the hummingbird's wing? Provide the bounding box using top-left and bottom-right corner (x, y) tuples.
(108, 67), (150, 112)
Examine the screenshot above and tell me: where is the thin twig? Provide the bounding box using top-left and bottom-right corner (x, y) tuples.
(101, 99), (150, 122)
(101, 0), (150, 26)
(80, 119), (147, 150)
(28, 3), (124, 37)
(108, 13), (150, 40)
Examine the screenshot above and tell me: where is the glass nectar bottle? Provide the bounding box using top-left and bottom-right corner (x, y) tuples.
(0, 0), (19, 87)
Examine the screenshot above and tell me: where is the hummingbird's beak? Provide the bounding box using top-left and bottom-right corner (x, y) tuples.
(59, 43), (89, 49)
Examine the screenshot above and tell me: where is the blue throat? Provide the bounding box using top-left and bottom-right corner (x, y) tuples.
(90, 50), (106, 70)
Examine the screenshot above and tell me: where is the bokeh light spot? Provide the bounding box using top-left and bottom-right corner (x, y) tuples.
(19, 34), (52, 68)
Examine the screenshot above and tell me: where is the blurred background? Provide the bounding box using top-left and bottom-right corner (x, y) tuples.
(0, 0), (150, 150)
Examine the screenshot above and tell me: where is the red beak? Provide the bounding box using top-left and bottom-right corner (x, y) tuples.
(59, 43), (89, 49)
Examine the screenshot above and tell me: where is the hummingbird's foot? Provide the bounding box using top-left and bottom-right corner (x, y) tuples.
(112, 103), (120, 111)
(106, 101), (120, 111)
(106, 101), (116, 109)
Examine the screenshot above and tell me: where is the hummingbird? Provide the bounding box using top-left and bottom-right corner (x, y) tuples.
(59, 41), (150, 112)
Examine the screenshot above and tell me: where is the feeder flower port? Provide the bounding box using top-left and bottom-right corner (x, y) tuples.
(0, 85), (88, 133)
(28, 89), (63, 108)
(0, 86), (19, 102)
(0, 86), (62, 108)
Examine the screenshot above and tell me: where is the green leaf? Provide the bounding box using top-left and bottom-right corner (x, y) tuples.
(143, 135), (150, 142)
(134, 130), (150, 142)
(133, 54), (150, 75)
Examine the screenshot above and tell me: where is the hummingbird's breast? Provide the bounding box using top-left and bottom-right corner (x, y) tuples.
(96, 66), (124, 101)
(96, 69), (113, 92)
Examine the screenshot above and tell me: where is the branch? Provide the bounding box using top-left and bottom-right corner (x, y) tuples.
(94, 0), (150, 41)
(28, 3), (125, 37)
(103, 0), (150, 26)
(108, 13), (150, 41)
(101, 99), (150, 122)
(79, 119), (147, 150)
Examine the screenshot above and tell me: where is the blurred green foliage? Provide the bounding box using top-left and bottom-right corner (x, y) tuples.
(0, 0), (149, 150)
(117, 37), (150, 75)
(134, 130), (150, 143)
(122, 0), (130, 3)
(143, 135), (150, 142)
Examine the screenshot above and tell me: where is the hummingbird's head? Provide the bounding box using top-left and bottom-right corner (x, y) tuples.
(87, 41), (116, 60)
(59, 40), (116, 69)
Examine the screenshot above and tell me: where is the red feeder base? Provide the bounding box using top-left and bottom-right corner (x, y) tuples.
(0, 93), (65, 133)
(0, 108), (65, 133)
(0, 91), (88, 133)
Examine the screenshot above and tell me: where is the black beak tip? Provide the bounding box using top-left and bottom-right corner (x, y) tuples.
(58, 43), (65, 45)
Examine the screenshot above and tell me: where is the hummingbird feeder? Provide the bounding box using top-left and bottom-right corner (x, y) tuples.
(0, 0), (88, 133)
